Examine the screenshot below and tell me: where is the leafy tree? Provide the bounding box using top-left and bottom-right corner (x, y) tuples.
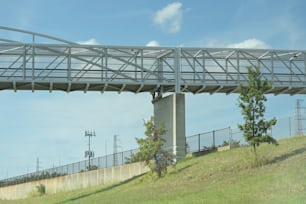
(238, 67), (278, 158)
(135, 116), (174, 177)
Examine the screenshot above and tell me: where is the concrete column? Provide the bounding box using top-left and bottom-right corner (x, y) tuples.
(153, 93), (186, 160)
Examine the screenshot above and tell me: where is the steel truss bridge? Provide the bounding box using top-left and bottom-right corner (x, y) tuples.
(1, 26), (306, 95)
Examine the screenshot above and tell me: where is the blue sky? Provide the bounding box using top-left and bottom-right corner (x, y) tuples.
(0, 0), (306, 179)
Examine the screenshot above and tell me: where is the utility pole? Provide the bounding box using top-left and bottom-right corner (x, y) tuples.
(113, 134), (119, 166)
(105, 140), (107, 156)
(36, 157), (41, 173)
(295, 99), (305, 136)
(85, 130), (95, 170)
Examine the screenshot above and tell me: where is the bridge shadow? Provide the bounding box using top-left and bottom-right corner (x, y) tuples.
(55, 173), (146, 204)
(268, 145), (306, 165)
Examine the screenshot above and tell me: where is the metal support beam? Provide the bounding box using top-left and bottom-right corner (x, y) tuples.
(31, 81), (35, 93)
(291, 88), (306, 95)
(174, 47), (181, 93)
(67, 82), (71, 92)
(210, 86), (224, 94)
(182, 85), (188, 92)
(226, 86), (239, 95)
(49, 82), (53, 93)
(119, 84), (126, 94)
(84, 83), (90, 93)
(102, 83), (108, 93)
(136, 84), (144, 94)
(195, 86), (206, 94)
(275, 87), (292, 95)
(13, 81), (16, 92)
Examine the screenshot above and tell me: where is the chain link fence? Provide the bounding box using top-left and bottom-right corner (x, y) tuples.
(186, 115), (300, 154)
(0, 149), (139, 187)
(186, 127), (231, 153)
(0, 115), (302, 188)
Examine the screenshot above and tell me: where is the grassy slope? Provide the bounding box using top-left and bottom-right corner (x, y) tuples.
(1, 136), (306, 204)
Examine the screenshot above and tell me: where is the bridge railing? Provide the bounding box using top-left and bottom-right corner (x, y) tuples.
(1, 41), (306, 94)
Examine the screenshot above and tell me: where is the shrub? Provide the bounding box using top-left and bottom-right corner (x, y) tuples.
(36, 184), (46, 196)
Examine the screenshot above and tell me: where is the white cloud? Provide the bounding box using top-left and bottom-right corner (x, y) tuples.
(78, 38), (99, 45)
(227, 38), (270, 49)
(153, 2), (183, 33)
(146, 40), (160, 47)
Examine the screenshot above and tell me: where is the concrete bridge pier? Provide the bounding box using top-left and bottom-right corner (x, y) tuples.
(153, 93), (186, 160)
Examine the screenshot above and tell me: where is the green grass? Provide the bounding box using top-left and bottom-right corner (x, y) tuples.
(1, 136), (306, 204)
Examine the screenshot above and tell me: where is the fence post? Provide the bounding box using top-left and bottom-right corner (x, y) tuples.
(213, 130), (216, 148)
(229, 127), (232, 149)
(289, 116), (292, 136)
(185, 138), (187, 153)
(122, 152), (124, 165)
(130, 150), (133, 161)
(198, 134), (201, 152)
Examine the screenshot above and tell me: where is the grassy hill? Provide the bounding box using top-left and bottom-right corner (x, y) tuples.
(1, 136), (306, 204)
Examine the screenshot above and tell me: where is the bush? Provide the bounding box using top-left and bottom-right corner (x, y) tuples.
(221, 140), (229, 147)
(230, 139), (241, 148)
(36, 184), (46, 196)
(86, 165), (98, 171)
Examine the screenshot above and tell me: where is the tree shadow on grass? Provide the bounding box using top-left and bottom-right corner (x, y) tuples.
(268, 145), (306, 165)
(168, 164), (193, 176)
(176, 164), (193, 173)
(54, 173), (146, 204)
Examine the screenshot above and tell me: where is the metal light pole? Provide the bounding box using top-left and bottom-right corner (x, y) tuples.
(85, 130), (95, 170)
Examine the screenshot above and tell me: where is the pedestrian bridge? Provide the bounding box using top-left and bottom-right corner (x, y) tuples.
(1, 26), (306, 95)
(1, 26), (305, 159)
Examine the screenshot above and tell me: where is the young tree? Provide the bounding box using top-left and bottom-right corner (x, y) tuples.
(238, 67), (278, 158)
(135, 116), (174, 177)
